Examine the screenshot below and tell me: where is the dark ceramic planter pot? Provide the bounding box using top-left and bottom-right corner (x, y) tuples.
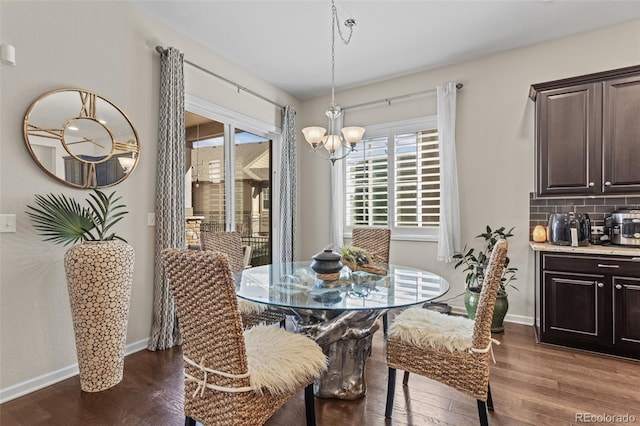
(310, 249), (343, 274)
(464, 289), (509, 333)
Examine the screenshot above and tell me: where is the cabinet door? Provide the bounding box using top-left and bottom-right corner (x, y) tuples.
(542, 271), (608, 344)
(63, 156), (83, 186)
(613, 276), (640, 352)
(537, 84), (602, 196)
(602, 75), (640, 193)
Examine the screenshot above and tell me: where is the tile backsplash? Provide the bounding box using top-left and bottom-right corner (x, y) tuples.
(529, 193), (640, 237)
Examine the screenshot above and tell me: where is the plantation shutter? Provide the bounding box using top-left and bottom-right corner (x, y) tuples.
(345, 135), (389, 227)
(394, 129), (440, 228)
(344, 118), (441, 237)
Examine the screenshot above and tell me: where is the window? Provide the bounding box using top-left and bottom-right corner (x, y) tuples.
(344, 117), (439, 240)
(261, 188), (270, 212)
(208, 159), (222, 183)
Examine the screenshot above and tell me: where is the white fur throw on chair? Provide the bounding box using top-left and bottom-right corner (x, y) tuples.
(244, 326), (327, 395)
(237, 299), (267, 315)
(388, 307), (474, 352)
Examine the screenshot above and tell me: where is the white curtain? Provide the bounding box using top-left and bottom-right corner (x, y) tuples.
(279, 106), (297, 263)
(437, 82), (461, 262)
(329, 112), (345, 249)
(148, 47), (185, 351)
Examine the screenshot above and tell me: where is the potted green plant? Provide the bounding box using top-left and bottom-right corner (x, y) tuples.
(26, 190), (135, 392)
(452, 226), (517, 332)
(340, 244), (372, 271)
(339, 245), (387, 275)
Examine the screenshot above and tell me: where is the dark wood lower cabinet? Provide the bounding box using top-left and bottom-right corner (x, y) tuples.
(543, 272), (607, 344)
(614, 276), (640, 351)
(537, 252), (640, 359)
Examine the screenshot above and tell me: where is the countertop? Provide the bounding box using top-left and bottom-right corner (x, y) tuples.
(529, 242), (640, 256)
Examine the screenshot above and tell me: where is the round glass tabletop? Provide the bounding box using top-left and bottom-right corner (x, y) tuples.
(235, 261), (449, 311)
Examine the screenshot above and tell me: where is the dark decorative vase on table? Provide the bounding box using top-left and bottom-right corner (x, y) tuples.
(310, 249), (343, 281)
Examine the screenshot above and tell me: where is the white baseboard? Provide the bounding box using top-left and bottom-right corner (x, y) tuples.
(124, 337), (151, 355)
(503, 312), (535, 326)
(449, 305), (534, 326)
(0, 337), (150, 404)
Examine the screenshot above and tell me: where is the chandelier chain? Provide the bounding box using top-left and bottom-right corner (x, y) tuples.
(330, 0), (354, 106)
(332, 1), (354, 45)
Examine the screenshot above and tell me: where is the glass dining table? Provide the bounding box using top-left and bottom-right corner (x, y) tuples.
(235, 261), (449, 400)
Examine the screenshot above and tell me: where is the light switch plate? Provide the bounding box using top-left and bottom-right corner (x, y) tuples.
(147, 213), (156, 227)
(0, 214), (16, 233)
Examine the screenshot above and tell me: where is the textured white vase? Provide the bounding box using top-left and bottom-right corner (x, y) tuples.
(64, 240), (135, 392)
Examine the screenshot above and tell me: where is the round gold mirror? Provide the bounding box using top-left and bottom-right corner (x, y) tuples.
(24, 88), (140, 188)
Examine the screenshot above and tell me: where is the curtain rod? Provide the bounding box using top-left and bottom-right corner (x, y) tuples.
(156, 46), (285, 110)
(343, 82), (463, 111)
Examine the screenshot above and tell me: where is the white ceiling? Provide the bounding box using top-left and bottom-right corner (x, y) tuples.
(132, 1), (640, 100)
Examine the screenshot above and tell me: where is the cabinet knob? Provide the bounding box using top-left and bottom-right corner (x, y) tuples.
(615, 284), (623, 290)
(604, 181), (612, 187)
(588, 182), (595, 187)
(597, 282), (605, 288)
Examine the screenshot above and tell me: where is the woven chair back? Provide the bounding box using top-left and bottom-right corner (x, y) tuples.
(161, 249), (250, 395)
(200, 231), (245, 273)
(352, 228), (391, 264)
(471, 239), (508, 350)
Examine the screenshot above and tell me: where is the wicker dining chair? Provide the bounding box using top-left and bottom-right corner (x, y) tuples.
(351, 228), (392, 332)
(200, 231), (286, 329)
(351, 228), (391, 265)
(162, 249), (327, 426)
(385, 239), (508, 426)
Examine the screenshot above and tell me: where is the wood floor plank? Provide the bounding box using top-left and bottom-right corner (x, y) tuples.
(1, 323), (638, 426)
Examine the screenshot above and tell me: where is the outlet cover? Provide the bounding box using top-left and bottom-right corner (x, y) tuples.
(0, 214), (16, 233)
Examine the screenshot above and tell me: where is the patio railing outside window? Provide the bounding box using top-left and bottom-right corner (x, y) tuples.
(200, 218), (270, 266)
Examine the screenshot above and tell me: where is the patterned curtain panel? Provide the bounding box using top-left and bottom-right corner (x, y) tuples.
(437, 81), (461, 263)
(279, 106), (297, 263)
(148, 47), (185, 351)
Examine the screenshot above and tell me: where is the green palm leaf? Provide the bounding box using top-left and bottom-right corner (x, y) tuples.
(26, 193), (95, 246)
(86, 190), (128, 242)
(26, 190), (128, 246)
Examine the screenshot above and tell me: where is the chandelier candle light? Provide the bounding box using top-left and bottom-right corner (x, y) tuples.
(302, 0), (365, 164)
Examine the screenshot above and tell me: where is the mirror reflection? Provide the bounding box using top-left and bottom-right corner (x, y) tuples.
(64, 118), (113, 160)
(24, 89), (140, 188)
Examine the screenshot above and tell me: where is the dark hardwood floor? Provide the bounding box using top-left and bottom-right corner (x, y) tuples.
(1, 322), (638, 426)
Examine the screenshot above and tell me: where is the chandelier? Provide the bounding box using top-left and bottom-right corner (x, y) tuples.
(302, 0), (365, 164)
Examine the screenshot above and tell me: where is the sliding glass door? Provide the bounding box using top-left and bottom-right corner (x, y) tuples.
(185, 111), (273, 266)
(233, 128), (272, 265)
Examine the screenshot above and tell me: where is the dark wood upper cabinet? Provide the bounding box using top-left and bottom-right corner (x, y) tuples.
(603, 75), (640, 193)
(531, 65), (640, 196)
(535, 83), (602, 195)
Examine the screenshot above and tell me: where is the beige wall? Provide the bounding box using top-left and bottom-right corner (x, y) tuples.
(0, 1), (299, 394)
(298, 19), (640, 322)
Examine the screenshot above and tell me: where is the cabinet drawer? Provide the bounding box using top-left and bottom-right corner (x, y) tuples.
(542, 253), (640, 276)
